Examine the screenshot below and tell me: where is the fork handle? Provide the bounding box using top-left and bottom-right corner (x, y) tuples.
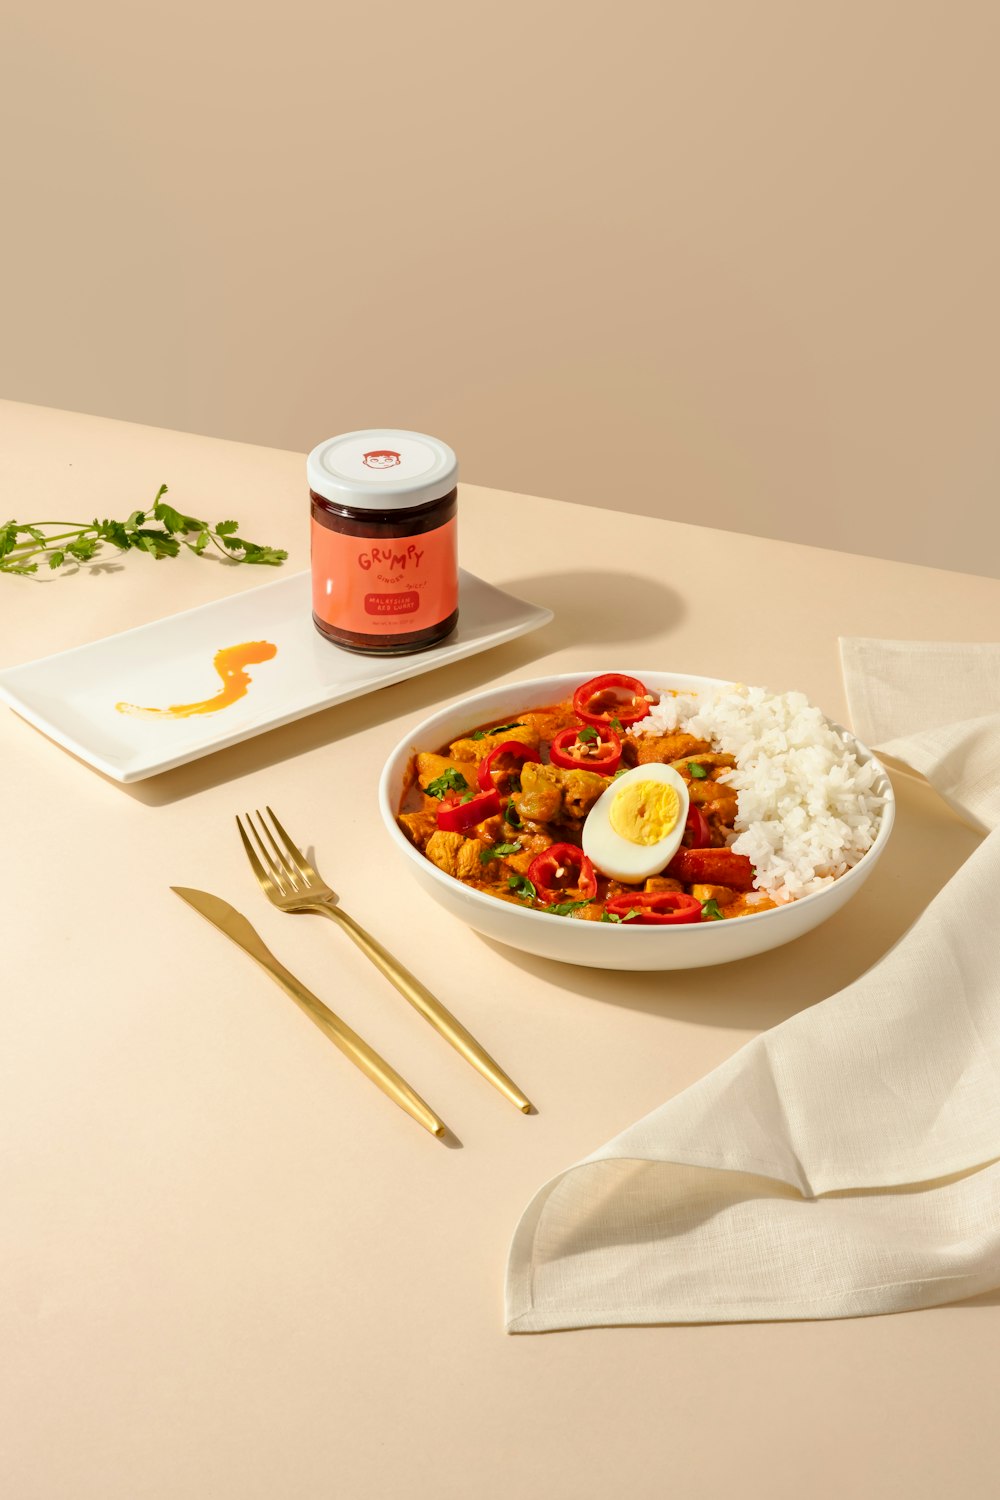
(317, 904), (532, 1114)
(263, 954), (447, 1138)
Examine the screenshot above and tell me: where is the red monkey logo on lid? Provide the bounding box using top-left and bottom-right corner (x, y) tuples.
(362, 449), (401, 470)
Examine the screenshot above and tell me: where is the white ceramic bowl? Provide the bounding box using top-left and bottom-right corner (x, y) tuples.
(378, 671), (895, 971)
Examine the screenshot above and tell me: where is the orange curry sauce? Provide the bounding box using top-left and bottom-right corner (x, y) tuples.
(115, 640), (278, 719)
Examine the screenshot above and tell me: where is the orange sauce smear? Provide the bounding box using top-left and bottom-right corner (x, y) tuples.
(115, 640), (278, 719)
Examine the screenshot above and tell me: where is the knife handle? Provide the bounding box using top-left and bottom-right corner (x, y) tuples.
(261, 954), (446, 1139)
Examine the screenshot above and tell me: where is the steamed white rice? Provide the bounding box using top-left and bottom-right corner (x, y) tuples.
(631, 684), (886, 900)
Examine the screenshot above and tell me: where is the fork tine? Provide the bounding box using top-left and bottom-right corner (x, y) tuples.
(265, 806), (315, 881)
(236, 815), (277, 896)
(245, 812), (292, 893)
(251, 810), (301, 891)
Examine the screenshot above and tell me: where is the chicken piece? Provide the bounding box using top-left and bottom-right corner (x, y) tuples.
(689, 778), (738, 808)
(634, 732), (711, 764)
(422, 834), (461, 876)
(644, 875), (684, 894)
(521, 830), (556, 857)
(701, 784), (738, 810)
(512, 761), (564, 823)
(415, 752), (474, 795)
(557, 766), (609, 819)
(448, 722), (540, 763)
(670, 752), (736, 773)
(456, 838), (487, 879)
(723, 892), (778, 919)
(503, 850), (534, 875)
(424, 830), (485, 880)
(397, 810), (438, 850)
(424, 830), (465, 877)
(690, 883), (738, 907)
(619, 736), (641, 769)
(504, 829), (554, 875)
(517, 703), (579, 741)
(512, 761), (608, 824)
(701, 792), (739, 840)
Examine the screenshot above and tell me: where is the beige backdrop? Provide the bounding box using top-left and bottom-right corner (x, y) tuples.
(2, 1), (998, 579)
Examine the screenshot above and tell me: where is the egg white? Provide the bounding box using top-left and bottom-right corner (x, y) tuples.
(582, 762), (690, 883)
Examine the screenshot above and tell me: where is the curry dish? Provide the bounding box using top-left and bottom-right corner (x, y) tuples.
(397, 673), (777, 925)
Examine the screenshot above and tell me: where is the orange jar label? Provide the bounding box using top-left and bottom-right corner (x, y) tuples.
(311, 517), (458, 635)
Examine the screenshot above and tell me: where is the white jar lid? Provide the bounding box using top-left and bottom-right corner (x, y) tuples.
(307, 428), (458, 511)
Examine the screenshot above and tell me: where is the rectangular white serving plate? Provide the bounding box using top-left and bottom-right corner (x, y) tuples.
(0, 569), (553, 782)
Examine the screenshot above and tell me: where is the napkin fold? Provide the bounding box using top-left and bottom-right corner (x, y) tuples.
(505, 641), (1000, 1332)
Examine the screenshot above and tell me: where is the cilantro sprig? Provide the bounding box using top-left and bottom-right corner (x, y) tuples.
(688, 762), (709, 779)
(508, 873), (537, 901)
(600, 907), (641, 923)
(542, 899), (592, 917)
(0, 486), (288, 575)
(700, 898), (724, 920)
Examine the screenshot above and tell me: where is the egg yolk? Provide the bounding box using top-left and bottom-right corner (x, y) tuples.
(609, 779), (680, 846)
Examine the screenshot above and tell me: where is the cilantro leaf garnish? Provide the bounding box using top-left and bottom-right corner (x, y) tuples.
(0, 486), (287, 575)
(508, 873), (537, 901)
(600, 907), (641, 923)
(480, 842), (522, 863)
(577, 725), (599, 744)
(610, 716), (624, 733)
(700, 898), (724, 920)
(471, 721), (525, 741)
(542, 899), (592, 917)
(504, 798), (522, 828)
(426, 768), (469, 800)
(688, 762), (709, 779)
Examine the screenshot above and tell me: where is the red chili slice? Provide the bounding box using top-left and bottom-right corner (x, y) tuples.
(549, 724), (622, 775)
(604, 891), (703, 925)
(665, 847), (756, 891)
(572, 673), (655, 729)
(437, 787), (501, 833)
(477, 740), (542, 794)
(684, 805), (711, 848)
(527, 842), (598, 902)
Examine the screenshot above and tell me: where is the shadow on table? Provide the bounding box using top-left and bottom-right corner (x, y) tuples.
(108, 567), (684, 808)
(493, 568), (686, 656)
(17, 547), (242, 584)
(476, 771), (982, 1034)
(943, 1287), (1000, 1309)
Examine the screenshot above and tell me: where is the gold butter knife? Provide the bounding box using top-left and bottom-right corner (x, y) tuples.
(171, 886), (446, 1139)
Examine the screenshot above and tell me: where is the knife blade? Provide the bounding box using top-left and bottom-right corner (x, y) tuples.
(171, 886), (446, 1138)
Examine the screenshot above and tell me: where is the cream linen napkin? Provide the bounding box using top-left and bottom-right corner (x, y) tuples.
(505, 641), (1000, 1332)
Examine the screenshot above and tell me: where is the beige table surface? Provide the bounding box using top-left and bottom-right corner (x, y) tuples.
(2, 399), (999, 1500)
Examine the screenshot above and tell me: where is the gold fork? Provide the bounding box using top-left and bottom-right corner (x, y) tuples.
(237, 808), (533, 1114)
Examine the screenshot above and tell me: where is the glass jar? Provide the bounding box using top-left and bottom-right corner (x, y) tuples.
(308, 429), (459, 654)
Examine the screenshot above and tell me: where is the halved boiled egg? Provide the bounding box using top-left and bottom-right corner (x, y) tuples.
(582, 762), (690, 882)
